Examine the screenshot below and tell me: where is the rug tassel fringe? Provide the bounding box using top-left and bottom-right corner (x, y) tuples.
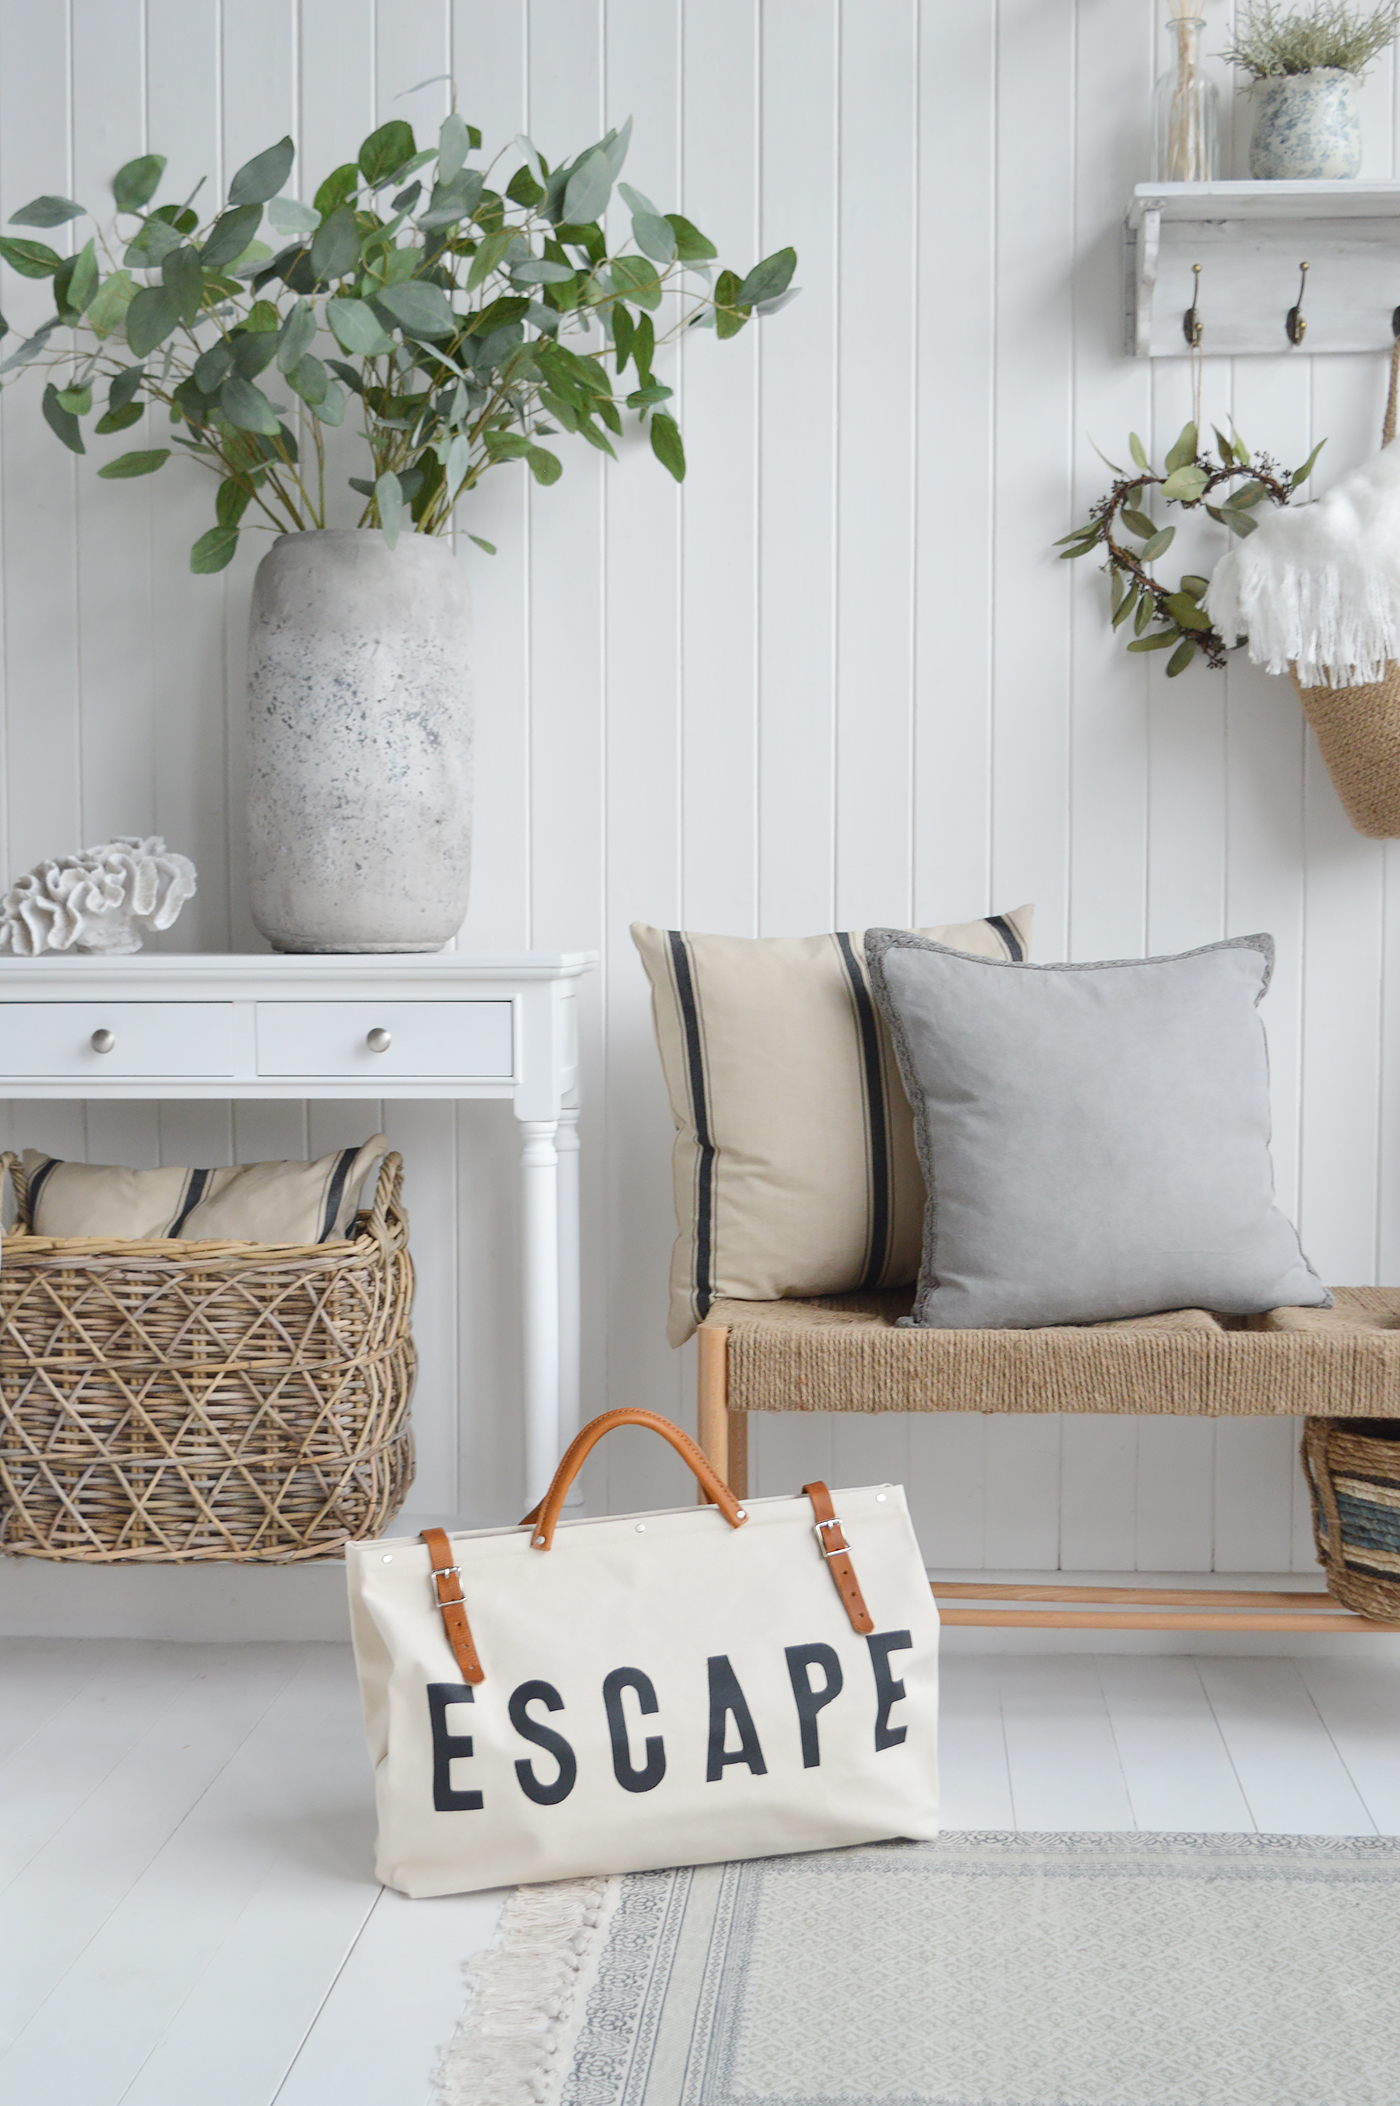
(432, 1877), (617, 2106)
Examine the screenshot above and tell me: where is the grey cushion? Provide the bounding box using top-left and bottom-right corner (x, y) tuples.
(864, 929), (1331, 1329)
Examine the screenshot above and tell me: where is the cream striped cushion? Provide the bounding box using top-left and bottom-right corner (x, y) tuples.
(632, 913), (1034, 1345)
(16, 1136), (387, 1245)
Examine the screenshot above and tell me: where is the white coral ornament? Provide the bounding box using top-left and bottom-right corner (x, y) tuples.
(0, 837), (197, 956)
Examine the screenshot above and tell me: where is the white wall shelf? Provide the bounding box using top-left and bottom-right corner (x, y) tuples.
(1124, 181), (1400, 356)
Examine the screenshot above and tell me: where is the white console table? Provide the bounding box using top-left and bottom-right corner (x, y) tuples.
(0, 951), (596, 1507)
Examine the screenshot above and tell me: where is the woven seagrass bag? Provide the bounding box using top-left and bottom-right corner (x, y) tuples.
(1302, 1418), (1400, 1622)
(1290, 338), (1400, 839)
(0, 1150), (415, 1563)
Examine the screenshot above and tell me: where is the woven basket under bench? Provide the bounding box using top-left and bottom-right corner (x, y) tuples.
(0, 1150), (415, 1563)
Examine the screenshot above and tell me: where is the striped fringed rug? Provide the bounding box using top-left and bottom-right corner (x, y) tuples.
(432, 1832), (1400, 2106)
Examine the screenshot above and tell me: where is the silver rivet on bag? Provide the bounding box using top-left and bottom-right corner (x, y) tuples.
(382, 1553), (393, 1562)
(635, 1523), (646, 1532)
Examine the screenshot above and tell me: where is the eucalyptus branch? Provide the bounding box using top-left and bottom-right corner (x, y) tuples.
(1056, 420), (1322, 677)
(0, 108), (797, 572)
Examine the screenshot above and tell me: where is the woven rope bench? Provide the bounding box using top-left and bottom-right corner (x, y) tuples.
(695, 1289), (1400, 1634)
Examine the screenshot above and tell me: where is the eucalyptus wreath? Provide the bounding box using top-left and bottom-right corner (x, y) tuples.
(0, 110), (796, 571)
(1056, 420), (1324, 675)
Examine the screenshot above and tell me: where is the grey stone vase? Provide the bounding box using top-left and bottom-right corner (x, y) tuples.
(245, 530), (473, 953)
(1249, 68), (1362, 179)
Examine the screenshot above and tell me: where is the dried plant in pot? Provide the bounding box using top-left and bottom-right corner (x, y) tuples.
(0, 114), (797, 951)
(1222, 0), (1400, 178)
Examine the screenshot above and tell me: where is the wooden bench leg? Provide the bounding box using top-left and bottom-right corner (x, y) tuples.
(697, 1324), (746, 1499)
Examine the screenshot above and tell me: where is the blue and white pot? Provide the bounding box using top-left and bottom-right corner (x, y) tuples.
(1249, 68), (1362, 180)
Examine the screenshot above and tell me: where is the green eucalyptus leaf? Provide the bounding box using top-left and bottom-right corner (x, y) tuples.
(276, 297), (316, 373)
(714, 266), (747, 338)
(41, 381), (84, 453)
(1164, 422), (1198, 473)
(618, 181), (660, 218)
(359, 121), (416, 189)
(326, 358), (365, 395)
(55, 383), (91, 415)
(86, 269), (135, 336)
(1112, 582), (1139, 628)
(375, 468), (403, 549)
(603, 115), (633, 183)
(1111, 567), (1127, 613)
(314, 163), (359, 219)
(286, 351), (328, 405)
(376, 278), (456, 338)
(216, 480), (251, 528)
(666, 213), (717, 263)
(612, 303), (635, 373)
(1134, 593), (1155, 637)
(108, 363), (146, 413)
(220, 371), (280, 434)
(190, 523), (238, 573)
(1230, 424), (1250, 464)
(0, 236), (60, 278)
(229, 136), (295, 208)
(326, 296), (394, 356)
(511, 257), (575, 284)
(650, 409), (685, 481)
(230, 328), (277, 378)
(468, 533), (496, 554)
(527, 443), (562, 485)
(1059, 538), (1102, 558)
(310, 378), (345, 426)
(439, 111), (474, 181)
(632, 210), (677, 264)
(95, 400), (143, 434)
(1140, 525), (1176, 559)
(1180, 574), (1209, 599)
(11, 195), (85, 228)
(1164, 591), (1213, 631)
(1126, 629), (1179, 652)
(444, 431), (472, 501)
(61, 238), (98, 317)
(1292, 439), (1327, 486)
(1214, 426), (1236, 466)
(1121, 507), (1157, 539)
(562, 147), (612, 227)
(200, 203), (263, 271)
(162, 244), (203, 327)
(1128, 431), (1150, 470)
(735, 247), (796, 307)
(266, 195), (320, 235)
(1225, 510), (1258, 537)
(466, 227), (515, 293)
(123, 216), (183, 268)
(125, 284), (180, 357)
(310, 205), (361, 283)
(246, 298), (280, 331)
(97, 446), (170, 479)
(113, 154), (165, 213)
(608, 254), (662, 312)
(505, 164), (545, 209)
(1232, 479), (1270, 507)
(1166, 638), (1197, 676)
(1161, 464), (1208, 501)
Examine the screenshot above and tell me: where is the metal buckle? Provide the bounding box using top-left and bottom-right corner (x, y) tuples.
(432, 1565), (463, 1605)
(814, 1518), (846, 1556)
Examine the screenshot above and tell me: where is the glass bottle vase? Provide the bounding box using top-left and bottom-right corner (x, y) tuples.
(1151, 16), (1220, 183)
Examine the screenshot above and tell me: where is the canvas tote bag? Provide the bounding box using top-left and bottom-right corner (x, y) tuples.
(347, 1408), (940, 1897)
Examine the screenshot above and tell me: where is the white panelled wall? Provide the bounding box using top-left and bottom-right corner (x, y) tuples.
(0, 0), (1397, 1603)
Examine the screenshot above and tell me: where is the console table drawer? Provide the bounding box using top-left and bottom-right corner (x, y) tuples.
(255, 1000), (514, 1079)
(0, 1002), (233, 1078)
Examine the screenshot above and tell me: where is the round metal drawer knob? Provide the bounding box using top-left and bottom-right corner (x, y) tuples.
(365, 1027), (392, 1054)
(90, 1028), (116, 1054)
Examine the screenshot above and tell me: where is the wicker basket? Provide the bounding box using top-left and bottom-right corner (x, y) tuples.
(1288, 338), (1400, 840)
(1302, 1417), (1400, 1622)
(0, 1150), (415, 1563)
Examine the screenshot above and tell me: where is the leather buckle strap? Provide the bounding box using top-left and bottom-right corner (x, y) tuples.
(421, 1526), (485, 1684)
(803, 1482), (874, 1634)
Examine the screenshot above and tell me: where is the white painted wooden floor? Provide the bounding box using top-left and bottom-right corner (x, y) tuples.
(4, 1638), (1399, 2106)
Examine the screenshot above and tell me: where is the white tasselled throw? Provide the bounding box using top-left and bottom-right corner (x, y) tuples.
(1204, 442), (1400, 687)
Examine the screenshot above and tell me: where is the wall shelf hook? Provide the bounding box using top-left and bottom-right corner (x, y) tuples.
(1287, 261), (1310, 345)
(1183, 262), (1203, 348)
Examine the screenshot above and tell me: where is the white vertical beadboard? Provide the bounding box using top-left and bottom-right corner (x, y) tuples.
(0, 0), (1396, 1594)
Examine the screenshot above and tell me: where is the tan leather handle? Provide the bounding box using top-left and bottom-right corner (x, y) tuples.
(521, 1408), (748, 1549)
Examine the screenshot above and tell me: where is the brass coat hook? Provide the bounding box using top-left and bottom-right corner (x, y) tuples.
(1287, 262), (1309, 346)
(1182, 262), (1203, 348)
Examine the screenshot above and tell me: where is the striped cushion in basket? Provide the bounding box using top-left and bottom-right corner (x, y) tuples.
(632, 913), (1033, 1345)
